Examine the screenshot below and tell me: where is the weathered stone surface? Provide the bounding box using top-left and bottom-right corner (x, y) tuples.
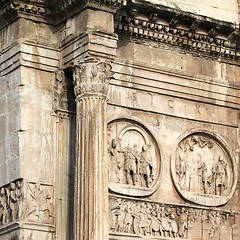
(0, 0), (239, 240)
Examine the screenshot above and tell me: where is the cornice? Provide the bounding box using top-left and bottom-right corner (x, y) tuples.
(48, 0), (127, 25)
(0, 0), (127, 28)
(115, 0), (240, 61)
(0, 0), (239, 62)
(0, 0), (50, 29)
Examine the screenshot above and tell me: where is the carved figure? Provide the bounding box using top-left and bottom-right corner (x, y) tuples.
(197, 154), (208, 194)
(214, 156), (228, 196)
(138, 203), (151, 235)
(177, 208), (188, 238)
(150, 206), (163, 236)
(161, 208), (178, 238)
(176, 154), (187, 189)
(123, 144), (139, 185)
(139, 145), (154, 187)
(123, 202), (134, 233)
(108, 138), (124, 183)
(9, 182), (18, 221)
(16, 180), (23, 218)
(109, 198), (124, 232)
(0, 187), (8, 224)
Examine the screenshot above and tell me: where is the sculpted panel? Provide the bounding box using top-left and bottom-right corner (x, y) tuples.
(172, 132), (237, 206)
(23, 182), (54, 224)
(109, 196), (236, 239)
(108, 119), (161, 196)
(0, 179), (23, 225)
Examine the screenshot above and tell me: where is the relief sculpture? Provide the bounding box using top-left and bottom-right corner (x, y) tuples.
(0, 179), (23, 226)
(109, 196), (236, 240)
(172, 132), (236, 206)
(24, 182), (54, 224)
(108, 119), (160, 196)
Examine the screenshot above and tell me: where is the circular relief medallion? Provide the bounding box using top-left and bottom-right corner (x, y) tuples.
(107, 119), (161, 196)
(172, 131), (237, 206)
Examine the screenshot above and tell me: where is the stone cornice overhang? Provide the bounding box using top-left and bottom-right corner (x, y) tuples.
(115, 0), (240, 61)
(0, 0), (51, 28)
(0, 0), (127, 29)
(0, 0), (239, 62)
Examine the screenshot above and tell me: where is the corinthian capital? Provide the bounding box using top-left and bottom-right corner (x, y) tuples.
(72, 57), (113, 100)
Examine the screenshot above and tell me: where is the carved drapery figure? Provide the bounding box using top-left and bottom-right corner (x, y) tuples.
(123, 144), (139, 186)
(139, 145), (154, 187)
(0, 187), (8, 224)
(214, 156), (228, 196)
(108, 138), (124, 183)
(9, 182), (18, 221)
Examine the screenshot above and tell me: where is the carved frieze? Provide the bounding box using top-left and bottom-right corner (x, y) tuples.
(171, 131), (237, 206)
(72, 57), (113, 100)
(0, 179), (23, 226)
(108, 119), (161, 196)
(109, 196), (236, 239)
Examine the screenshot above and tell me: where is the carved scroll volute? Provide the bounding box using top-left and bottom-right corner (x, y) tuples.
(72, 57), (113, 100)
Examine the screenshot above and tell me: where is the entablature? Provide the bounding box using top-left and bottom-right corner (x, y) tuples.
(115, 0), (240, 61)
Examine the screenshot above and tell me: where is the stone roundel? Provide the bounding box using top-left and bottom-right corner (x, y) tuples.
(171, 130), (237, 206)
(107, 118), (161, 197)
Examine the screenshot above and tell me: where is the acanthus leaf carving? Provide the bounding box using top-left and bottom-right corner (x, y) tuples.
(72, 57), (113, 99)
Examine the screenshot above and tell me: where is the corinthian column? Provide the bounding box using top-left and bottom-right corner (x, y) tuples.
(73, 57), (112, 240)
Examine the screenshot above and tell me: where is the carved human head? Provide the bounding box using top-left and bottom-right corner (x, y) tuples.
(10, 182), (16, 190)
(219, 156), (224, 162)
(111, 138), (119, 148)
(142, 145), (147, 151)
(16, 180), (21, 188)
(0, 187), (5, 195)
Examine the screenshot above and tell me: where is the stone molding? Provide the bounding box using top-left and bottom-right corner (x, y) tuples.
(72, 57), (113, 100)
(0, 41), (59, 76)
(115, 1), (240, 61)
(0, 0), (127, 27)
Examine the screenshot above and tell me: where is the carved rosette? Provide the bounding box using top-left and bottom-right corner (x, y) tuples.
(73, 57), (113, 100)
(107, 118), (161, 196)
(171, 131), (237, 206)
